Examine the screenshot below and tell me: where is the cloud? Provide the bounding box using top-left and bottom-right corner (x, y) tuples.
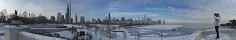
(1, 0), (236, 24)
(0, 0), (68, 18)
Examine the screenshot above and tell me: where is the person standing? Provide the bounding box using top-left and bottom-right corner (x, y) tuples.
(214, 13), (220, 39)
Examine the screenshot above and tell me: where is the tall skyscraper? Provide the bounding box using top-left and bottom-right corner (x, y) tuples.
(108, 13), (111, 23)
(143, 15), (147, 24)
(80, 16), (85, 24)
(75, 14), (78, 23)
(57, 12), (62, 22)
(65, 2), (71, 24)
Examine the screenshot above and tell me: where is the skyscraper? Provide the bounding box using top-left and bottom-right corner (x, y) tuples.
(80, 16), (85, 24)
(62, 15), (65, 23)
(65, 2), (71, 24)
(75, 14), (77, 23)
(57, 12), (62, 22)
(108, 13), (111, 23)
(143, 15), (147, 24)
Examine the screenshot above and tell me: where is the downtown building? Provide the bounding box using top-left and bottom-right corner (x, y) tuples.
(75, 14), (78, 23)
(65, 2), (72, 24)
(57, 12), (62, 23)
(80, 16), (85, 24)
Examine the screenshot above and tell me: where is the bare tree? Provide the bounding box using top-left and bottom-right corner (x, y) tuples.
(0, 9), (7, 22)
(30, 13), (36, 17)
(22, 11), (27, 17)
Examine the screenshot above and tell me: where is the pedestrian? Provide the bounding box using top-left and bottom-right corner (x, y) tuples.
(214, 13), (220, 39)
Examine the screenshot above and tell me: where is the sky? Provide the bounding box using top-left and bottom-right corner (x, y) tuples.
(0, 0), (236, 24)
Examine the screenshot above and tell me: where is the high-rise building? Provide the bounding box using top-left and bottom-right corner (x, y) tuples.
(143, 15), (147, 24)
(121, 17), (125, 21)
(50, 16), (56, 23)
(112, 18), (116, 24)
(62, 15), (65, 23)
(108, 13), (111, 23)
(158, 20), (161, 24)
(80, 16), (85, 24)
(103, 17), (108, 24)
(65, 2), (71, 24)
(71, 18), (73, 24)
(75, 14), (78, 23)
(57, 12), (62, 22)
(97, 18), (102, 24)
(147, 18), (152, 24)
(163, 20), (165, 25)
(92, 19), (96, 23)
(121, 17), (125, 24)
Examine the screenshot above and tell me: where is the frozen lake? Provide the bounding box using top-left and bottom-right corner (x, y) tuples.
(125, 23), (213, 38)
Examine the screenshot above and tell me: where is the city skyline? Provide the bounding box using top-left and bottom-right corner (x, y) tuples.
(1, 0), (236, 24)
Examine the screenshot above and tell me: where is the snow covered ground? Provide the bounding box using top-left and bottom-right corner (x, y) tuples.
(202, 34), (230, 40)
(91, 29), (197, 40)
(0, 25), (4, 40)
(0, 36), (4, 40)
(19, 31), (66, 40)
(90, 24), (202, 40)
(197, 27), (236, 40)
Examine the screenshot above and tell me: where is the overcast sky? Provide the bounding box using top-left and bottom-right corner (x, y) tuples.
(0, 0), (236, 24)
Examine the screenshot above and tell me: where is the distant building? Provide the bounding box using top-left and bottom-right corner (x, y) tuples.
(147, 18), (152, 24)
(65, 2), (71, 24)
(57, 12), (62, 22)
(80, 16), (85, 24)
(121, 17), (125, 21)
(108, 13), (111, 24)
(103, 17), (108, 24)
(158, 20), (161, 24)
(97, 18), (102, 24)
(112, 18), (116, 24)
(62, 15), (65, 23)
(71, 18), (73, 24)
(121, 17), (126, 24)
(50, 16), (56, 22)
(86, 21), (91, 24)
(163, 20), (165, 25)
(75, 14), (78, 23)
(143, 15), (147, 24)
(147, 18), (152, 21)
(92, 19), (96, 23)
